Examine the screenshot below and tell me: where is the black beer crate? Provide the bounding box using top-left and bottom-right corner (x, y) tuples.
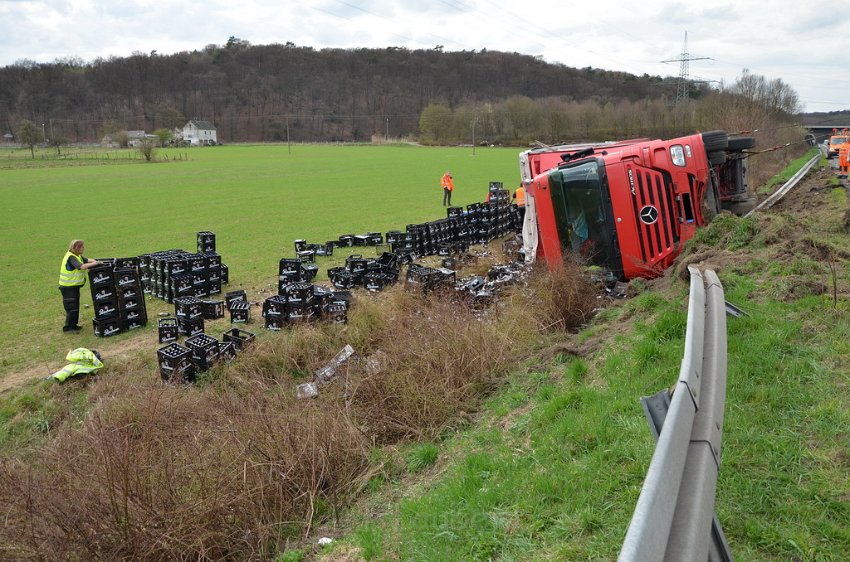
(165, 258), (188, 277)
(312, 283), (333, 300)
(92, 285), (117, 302)
(114, 269), (140, 289)
(201, 299), (225, 320)
(88, 266), (114, 288)
(218, 340), (237, 362)
(203, 251), (221, 269)
(188, 255), (206, 274)
(330, 290), (353, 307)
(186, 333), (219, 372)
(94, 298), (119, 320)
(197, 231), (216, 253)
(208, 279), (222, 295)
(345, 255), (368, 274)
(322, 303), (348, 324)
(229, 301), (251, 323)
(303, 264), (319, 282)
(114, 257), (139, 270)
(92, 316), (122, 337)
(175, 296), (204, 320)
(118, 285), (140, 301)
(118, 294), (142, 312)
(285, 301), (315, 322)
(264, 314), (286, 331)
(294, 239), (307, 252)
(447, 206), (463, 218)
(279, 269), (304, 287)
(223, 328), (255, 351)
(314, 242), (334, 256)
(157, 342), (194, 383)
(171, 274), (193, 297)
(338, 234), (354, 247)
(220, 264), (229, 284)
(192, 284), (209, 300)
(285, 282), (314, 304)
(121, 312), (146, 331)
(262, 295), (287, 317)
(158, 317), (179, 343)
(177, 316), (204, 337)
(279, 258), (302, 275)
(296, 250), (316, 263)
(328, 268), (355, 289)
(365, 272), (392, 292)
(225, 289), (247, 309)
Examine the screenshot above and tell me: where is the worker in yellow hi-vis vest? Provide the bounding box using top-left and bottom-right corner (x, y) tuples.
(58, 239), (101, 332)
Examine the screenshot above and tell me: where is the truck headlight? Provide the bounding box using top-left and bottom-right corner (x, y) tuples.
(670, 145), (686, 166)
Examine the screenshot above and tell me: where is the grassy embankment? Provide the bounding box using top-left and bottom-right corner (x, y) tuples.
(0, 143), (519, 379)
(319, 153), (850, 561)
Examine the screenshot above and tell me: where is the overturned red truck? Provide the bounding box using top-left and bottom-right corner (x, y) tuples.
(519, 131), (754, 280)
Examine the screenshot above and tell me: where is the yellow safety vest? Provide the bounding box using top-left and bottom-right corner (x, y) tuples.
(50, 348), (103, 382)
(59, 251), (86, 287)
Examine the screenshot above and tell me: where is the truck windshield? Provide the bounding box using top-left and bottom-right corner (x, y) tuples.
(549, 160), (616, 270)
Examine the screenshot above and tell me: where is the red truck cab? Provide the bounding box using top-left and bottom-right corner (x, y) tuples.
(520, 131), (748, 280)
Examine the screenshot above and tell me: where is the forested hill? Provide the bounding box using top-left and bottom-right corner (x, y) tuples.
(0, 42), (681, 143)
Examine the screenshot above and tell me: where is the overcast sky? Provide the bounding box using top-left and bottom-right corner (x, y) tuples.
(1, 0), (846, 114)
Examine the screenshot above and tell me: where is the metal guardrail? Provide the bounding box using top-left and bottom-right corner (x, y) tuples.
(744, 154), (820, 217)
(619, 267), (729, 561)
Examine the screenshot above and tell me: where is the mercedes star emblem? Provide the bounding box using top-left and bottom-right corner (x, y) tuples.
(639, 205), (659, 225)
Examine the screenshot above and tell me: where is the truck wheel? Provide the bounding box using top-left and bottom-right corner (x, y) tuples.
(701, 130), (729, 152)
(727, 136), (755, 151)
(708, 151), (727, 166)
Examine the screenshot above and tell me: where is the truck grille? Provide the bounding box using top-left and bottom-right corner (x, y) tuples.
(628, 167), (677, 264)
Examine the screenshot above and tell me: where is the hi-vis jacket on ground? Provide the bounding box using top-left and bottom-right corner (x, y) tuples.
(51, 348), (103, 382)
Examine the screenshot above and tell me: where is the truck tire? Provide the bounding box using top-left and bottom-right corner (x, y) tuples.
(727, 136), (755, 151)
(701, 130), (729, 152)
(708, 151), (727, 166)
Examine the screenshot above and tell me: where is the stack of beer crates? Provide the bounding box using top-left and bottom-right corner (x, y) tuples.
(89, 257), (148, 337)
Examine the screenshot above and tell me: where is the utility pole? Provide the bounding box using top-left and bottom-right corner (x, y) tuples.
(42, 122), (46, 144)
(661, 32), (711, 105)
(385, 117), (389, 141)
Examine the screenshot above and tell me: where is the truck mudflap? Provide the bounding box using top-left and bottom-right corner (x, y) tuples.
(521, 189), (539, 264)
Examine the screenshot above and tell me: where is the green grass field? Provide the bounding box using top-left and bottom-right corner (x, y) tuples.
(0, 143), (520, 378)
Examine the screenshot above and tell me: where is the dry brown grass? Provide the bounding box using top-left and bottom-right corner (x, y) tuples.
(0, 263), (599, 561)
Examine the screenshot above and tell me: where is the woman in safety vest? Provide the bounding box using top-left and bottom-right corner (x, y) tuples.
(441, 171), (454, 206)
(58, 240), (101, 332)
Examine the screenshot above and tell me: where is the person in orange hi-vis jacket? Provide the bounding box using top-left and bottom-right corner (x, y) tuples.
(839, 144), (850, 176)
(441, 171), (454, 206)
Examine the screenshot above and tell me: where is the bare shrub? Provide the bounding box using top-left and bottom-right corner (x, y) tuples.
(0, 377), (369, 560)
(344, 291), (514, 443)
(520, 262), (599, 332)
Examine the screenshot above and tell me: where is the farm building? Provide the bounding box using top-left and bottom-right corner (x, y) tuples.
(182, 120), (217, 146)
(101, 130), (157, 148)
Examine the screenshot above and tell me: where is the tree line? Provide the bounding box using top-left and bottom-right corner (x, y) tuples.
(0, 39), (803, 149)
